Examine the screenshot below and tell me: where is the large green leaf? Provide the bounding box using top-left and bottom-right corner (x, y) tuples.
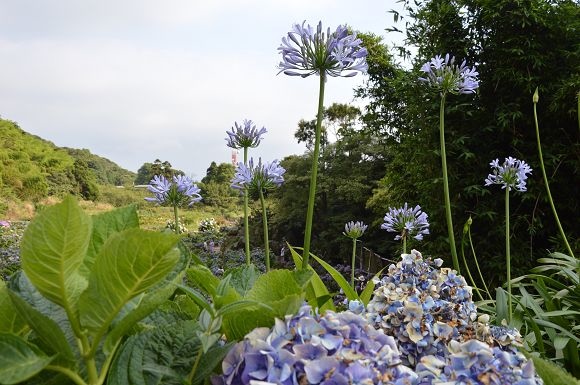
(0, 333), (54, 384)
(523, 352), (580, 385)
(79, 228), (180, 336)
(0, 281), (27, 335)
(20, 196), (91, 327)
(245, 269), (305, 316)
(227, 264), (258, 297)
(85, 204), (139, 273)
(310, 253), (358, 300)
(8, 291), (75, 367)
(186, 265), (220, 297)
(103, 283), (177, 354)
(107, 320), (224, 385)
(289, 245), (334, 312)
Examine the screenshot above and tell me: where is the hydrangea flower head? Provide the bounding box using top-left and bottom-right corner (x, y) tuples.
(416, 340), (543, 385)
(419, 53), (479, 95)
(278, 21), (368, 78)
(145, 174), (202, 207)
(343, 221), (368, 239)
(485, 156), (532, 192)
(213, 305), (417, 385)
(231, 158), (285, 194)
(225, 119), (267, 149)
(381, 203), (430, 241)
(366, 250), (477, 367)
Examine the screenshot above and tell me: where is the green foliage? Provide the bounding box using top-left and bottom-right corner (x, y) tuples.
(358, 0), (579, 281)
(134, 159), (184, 185)
(512, 252), (580, 377)
(0, 118), (136, 204)
(184, 263), (311, 341)
(525, 354), (580, 385)
(199, 162), (238, 209)
(0, 197), (184, 385)
(0, 333), (54, 384)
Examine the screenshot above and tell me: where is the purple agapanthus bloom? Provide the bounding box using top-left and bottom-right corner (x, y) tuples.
(419, 53), (479, 95)
(231, 158), (285, 194)
(278, 21), (368, 78)
(381, 203), (430, 241)
(145, 174), (202, 207)
(225, 119), (267, 149)
(485, 156), (532, 192)
(343, 221), (367, 239)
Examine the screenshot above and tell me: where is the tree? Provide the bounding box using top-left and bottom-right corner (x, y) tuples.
(200, 162), (238, 209)
(134, 159), (185, 185)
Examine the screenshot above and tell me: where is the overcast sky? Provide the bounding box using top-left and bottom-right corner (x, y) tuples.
(0, 0), (406, 180)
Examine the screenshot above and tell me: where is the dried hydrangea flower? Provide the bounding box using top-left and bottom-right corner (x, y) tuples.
(485, 156), (533, 192)
(366, 250), (477, 367)
(278, 21), (368, 78)
(213, 305), (417, 385)
(231, 158), (286, 194)
(343, 221), (368, 239)
(419, 53), (479, 95)
(225, 119), (267, 149)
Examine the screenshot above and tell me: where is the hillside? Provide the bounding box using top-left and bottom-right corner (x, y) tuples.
(0, 118), (136, 211)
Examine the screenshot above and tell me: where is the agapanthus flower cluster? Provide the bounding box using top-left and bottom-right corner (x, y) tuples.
(343, 220), (368, 239)
(366, 250), (477, 367)
(381, 203), (430, 241)
(145, 174), (202, 206)
(213, 305), (417, 385)
(419, 53), (479, 95)
(278, 21), (368, 78)
(225, 119), (267, 149)
(416, 339), (543, 385)
(484, 156), (533, 192)
(231, 158), (286, 194)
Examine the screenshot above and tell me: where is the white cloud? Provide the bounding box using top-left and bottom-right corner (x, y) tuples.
(0, 0), (404, 179)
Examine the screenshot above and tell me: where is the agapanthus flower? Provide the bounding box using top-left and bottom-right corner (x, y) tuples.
(213, 305), (417, 385)
(278, 21), (368, 78)
(419, 53), (479, 95)
(231, 158), (285, 194)
(485, 156), (533, 192)
(343, 221), (367, 239)
(225, 119), (267, 149)
(381, 203), (430, 241)
(145, 174), (202, 206)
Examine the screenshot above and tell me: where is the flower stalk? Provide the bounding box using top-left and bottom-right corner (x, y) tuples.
(533, 88), (575, 258)
(258, 188), (270, 271)
(343, 221), (367, 289)
(302, 74), (326, 268)
(439, 94), (460, 272)
(243, 147), (251, 264)
(505, 187), (512, 324)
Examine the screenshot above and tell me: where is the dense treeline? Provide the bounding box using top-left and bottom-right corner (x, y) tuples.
(257, 0), (579, 283)
(0, 118), (135, 213)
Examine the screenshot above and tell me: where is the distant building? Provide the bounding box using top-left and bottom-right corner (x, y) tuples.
(231, 150), (238, 166)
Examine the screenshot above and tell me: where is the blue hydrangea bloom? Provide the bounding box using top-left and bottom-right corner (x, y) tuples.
(225, 119), (267, 149)
(145, 174), (202, 207)
(416, 339), (543, 384)
(485, 156), (533, 192)
(381, 203), (430, 241)
(213, 305), (417, 385)
(278, 21), (368, 78)
(419, 53), (479, 95)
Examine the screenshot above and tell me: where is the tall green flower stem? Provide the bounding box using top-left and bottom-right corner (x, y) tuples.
(259, 188), (270, 271)
(350, 238), (357, 289)
(505, 187), (512, 324)
(460, 218), (490, 302)
(533, 89), (575, 258)
(466, 218), (491, 300)
(439, 94), (460, 273)
(243, 147), (251, 265)
(402, 235), (407, 255)
(173, 205), (180, 234)
(302, 74), (326, 269)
